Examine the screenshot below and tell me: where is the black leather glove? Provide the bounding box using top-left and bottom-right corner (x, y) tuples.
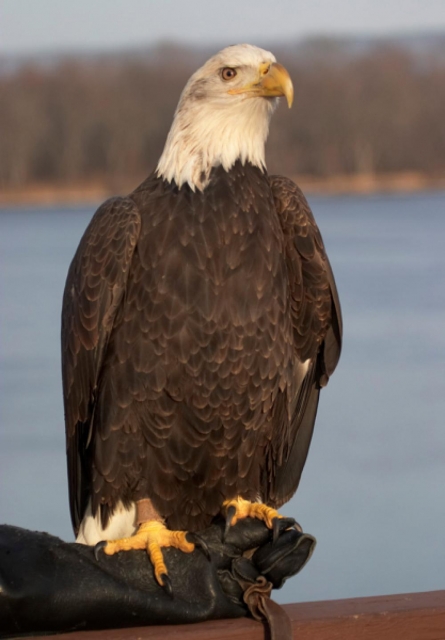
(0, 519), (315, 638)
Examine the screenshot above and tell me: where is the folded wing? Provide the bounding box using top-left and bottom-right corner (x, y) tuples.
(61, 197), (141, 533)
(265, 176), (342, 507)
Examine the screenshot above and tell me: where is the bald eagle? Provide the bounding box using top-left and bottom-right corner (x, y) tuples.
(62, 44), (342, 588)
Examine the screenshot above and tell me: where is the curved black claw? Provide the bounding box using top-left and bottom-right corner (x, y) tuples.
(272, 517), (298, 543)
(160, 573), (173, 598)
(186, 532), (211, 561)
(93, 540), (108, 561)
(272, 518), (281, 544)
(223, 505), (237, 542)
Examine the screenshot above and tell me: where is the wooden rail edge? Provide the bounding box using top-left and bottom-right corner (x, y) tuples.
(29, 590), (445, 640)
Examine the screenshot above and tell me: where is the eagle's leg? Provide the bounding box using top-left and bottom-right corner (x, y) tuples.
(222, 496), (298, 542)
(95, 499), (196, 592)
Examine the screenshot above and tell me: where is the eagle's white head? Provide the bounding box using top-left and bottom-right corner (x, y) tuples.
(156, 44), (293, 191)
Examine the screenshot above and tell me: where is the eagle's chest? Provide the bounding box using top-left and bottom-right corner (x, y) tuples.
(136, 174), (287, 320)
(123, 168), (294, 408)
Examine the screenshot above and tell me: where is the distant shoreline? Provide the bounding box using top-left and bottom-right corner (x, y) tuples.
(1, 171), (445, 207)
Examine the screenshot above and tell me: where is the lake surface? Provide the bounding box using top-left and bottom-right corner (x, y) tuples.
(1, 190), (444, 604)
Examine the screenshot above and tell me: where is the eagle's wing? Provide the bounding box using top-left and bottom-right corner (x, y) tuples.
(61, 197), (141, 534)
(266, 176), (342, 507)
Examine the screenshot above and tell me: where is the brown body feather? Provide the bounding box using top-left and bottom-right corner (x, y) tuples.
(62, 161), (342, 534)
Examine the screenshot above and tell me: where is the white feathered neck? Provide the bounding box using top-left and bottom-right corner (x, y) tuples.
(156, 45), (277, 191)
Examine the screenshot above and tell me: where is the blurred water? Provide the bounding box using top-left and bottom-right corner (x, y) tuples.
(1, 191), (444, 604)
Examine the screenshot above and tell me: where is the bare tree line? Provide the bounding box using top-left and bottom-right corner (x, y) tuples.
(0, 40), (444, 190)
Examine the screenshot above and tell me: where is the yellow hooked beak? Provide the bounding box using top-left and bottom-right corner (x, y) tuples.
(228, 62), (294, 108)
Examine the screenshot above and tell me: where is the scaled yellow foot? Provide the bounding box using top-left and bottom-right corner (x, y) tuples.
(223, 496), (283, 528)
(100, 520), (195, 587)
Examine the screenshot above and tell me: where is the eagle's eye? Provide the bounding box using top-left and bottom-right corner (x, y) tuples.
(221, 67), (237, 81)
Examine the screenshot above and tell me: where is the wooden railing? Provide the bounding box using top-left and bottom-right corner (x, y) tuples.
(33, 590), (445, 640)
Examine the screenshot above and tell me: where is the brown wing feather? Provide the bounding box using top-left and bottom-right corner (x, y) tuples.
(61, 197), (141, 534)
(265, 175), (342, 507)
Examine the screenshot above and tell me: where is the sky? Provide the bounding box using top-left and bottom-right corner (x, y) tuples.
(1, 0), (445, 56)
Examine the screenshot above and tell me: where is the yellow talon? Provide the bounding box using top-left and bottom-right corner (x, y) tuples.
(102, 520), (194, 587)
(223, 496), (283, 529)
